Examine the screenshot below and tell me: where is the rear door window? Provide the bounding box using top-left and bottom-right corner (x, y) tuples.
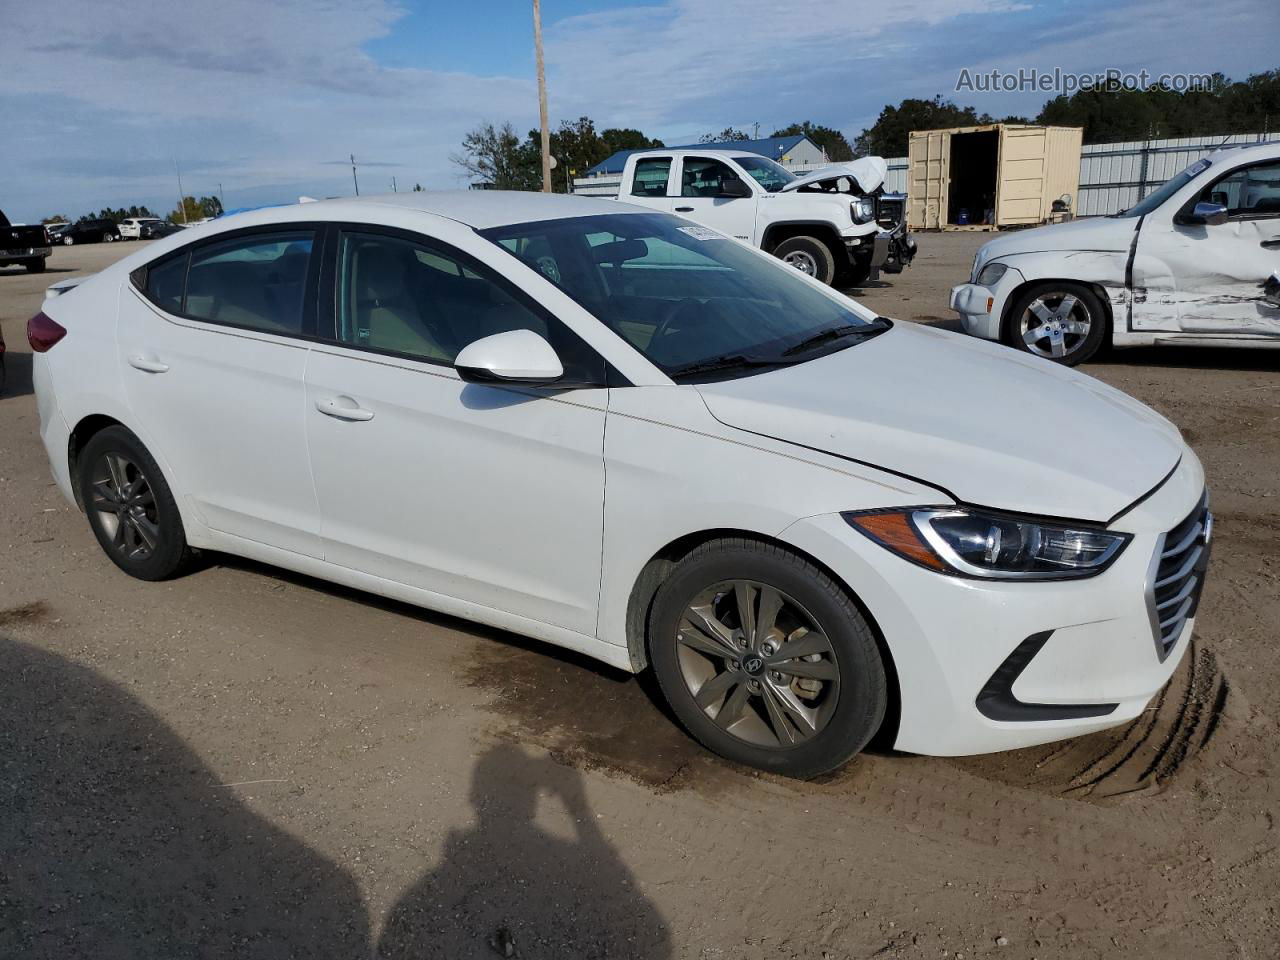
(145, 254), (187, 313)
(184, 232), (315, 334)
(631, 158), (672, 197)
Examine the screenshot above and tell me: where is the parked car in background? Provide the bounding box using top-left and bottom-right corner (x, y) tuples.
(45, 222), (73, 243)
(615, 149), (914, 286)
(58, 218), (120, 245)
(119, 217), (163, 240)
(951, 141), (1280, 365)
(30, 191), (1208, 778)
(140, 220), (185, 240)
(1, 208), (52, 273)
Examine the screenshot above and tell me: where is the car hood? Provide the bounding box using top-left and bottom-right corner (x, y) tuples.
(780, 157), (887, 195)
(979, 216), (1137, 267)
(694, 323), (1183, 523)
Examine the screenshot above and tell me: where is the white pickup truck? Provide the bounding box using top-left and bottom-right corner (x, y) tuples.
(951, 141), (1280, 365)
(613, 148), (914, 286)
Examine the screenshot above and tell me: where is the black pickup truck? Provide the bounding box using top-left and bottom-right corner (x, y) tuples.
(1, 208), (51, 273)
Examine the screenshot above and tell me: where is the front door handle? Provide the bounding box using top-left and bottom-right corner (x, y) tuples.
(1261, 238), (1280, 249)
(315, 396), (375, 421)
(129, 355), (169, 373)
(674, 205), (695, 212)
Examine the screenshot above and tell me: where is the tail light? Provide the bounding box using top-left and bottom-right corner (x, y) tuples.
(27, 311), (67, 352)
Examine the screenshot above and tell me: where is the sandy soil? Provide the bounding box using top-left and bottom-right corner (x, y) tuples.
(1, 235), (1276, 959)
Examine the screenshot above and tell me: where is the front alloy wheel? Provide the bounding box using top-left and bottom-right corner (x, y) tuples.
(676, 581), (840, 748)
(1005, 281), (1106, 366)
(649, 538), (887, 778)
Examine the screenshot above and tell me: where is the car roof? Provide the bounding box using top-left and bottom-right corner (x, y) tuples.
(294, 190), (649, 230)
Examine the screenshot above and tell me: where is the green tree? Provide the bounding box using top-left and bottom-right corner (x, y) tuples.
(451, 121), (539, 190)
(412, 183), (424, 192)
(854, 96), (993, 156)
(699, 127), (750, 143)
(42, 214), (70, 224)
(771, 121), (854, 161)
(168, 196), (222, 223)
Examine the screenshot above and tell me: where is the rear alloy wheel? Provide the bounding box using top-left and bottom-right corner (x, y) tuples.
(78, 426), (192, 580)
(1005, 281), (1106, 366)
(63, 235), (75, 245)
(772, 236), (837, 286)
(649, 539), (887, 778)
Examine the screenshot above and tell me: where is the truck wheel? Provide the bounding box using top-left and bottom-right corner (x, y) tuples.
(836, 260), (872, 289)
(1003, 281), (1106, 366)
(773, 237), (836, 286)
(26, 259), (47, 274)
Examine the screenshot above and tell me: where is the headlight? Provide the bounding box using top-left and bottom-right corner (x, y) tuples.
(975, 262), (1008, 286)
(843, 508), (1130, 580)
(850, 198), (875, 224)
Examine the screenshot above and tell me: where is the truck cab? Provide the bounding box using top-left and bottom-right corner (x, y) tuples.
(615, 149), (913, 286)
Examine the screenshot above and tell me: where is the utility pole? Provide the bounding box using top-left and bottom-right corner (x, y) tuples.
(218, 182), (225, 210)
(753, 121), (760, 139)
(392, 176), (398, 193)
(174, 159), (187, 224)
(351, 153), (360, 196)
(533, 0), (552, 192)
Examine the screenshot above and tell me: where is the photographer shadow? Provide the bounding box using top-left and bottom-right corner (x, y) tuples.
(380, 742), (672, 959)
(0, 631), (671, 959)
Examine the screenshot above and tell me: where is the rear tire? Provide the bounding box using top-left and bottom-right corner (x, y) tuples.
(772, 236), (837, 286)
(648, 537), (887, 779)
(77, 426), (193, 581)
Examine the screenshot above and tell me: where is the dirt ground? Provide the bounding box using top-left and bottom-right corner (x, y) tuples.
(1, 234), (1276, 960)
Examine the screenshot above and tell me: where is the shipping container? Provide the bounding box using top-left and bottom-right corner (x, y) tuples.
(907, 124), (1083, 230)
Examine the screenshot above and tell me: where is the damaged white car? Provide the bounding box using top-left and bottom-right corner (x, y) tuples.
(951, 142), (1280, 365)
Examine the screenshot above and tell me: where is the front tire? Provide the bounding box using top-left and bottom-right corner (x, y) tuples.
(1003, 281), (1106, 366)
(648, 538), (887, 779)
(25, 259), (47, 273)
(63, 235), (74, 245)
(77, 426), (192, 581)
(772, 236), (837, 286)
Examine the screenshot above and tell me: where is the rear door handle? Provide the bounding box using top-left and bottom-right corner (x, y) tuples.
(675, 206), (695, 212)
(1261, 238), (1280, 249)
(129, 355), (169, 373)
(315, 396), (375, 421)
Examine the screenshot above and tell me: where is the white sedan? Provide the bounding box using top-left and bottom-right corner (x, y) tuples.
(28, 192), (1211, 778)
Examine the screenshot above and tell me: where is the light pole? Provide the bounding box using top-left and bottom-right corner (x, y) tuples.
(351, 154), (360, 196)
(533, 0), (552, 192)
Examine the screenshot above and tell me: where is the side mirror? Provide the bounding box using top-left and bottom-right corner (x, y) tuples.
(1181, 201), (1229, 227)
(719, 178), (752, 199)
(455, 329), (564, 385)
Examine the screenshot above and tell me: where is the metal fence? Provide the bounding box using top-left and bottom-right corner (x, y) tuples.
(572, 134), (1274, 217)
(1078, 133), (1275, 215)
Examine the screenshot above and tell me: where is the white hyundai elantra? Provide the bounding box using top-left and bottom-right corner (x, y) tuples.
(29, 192), (1211, 778)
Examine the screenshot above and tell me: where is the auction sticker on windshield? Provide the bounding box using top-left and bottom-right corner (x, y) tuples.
(677, 225), (723, 241)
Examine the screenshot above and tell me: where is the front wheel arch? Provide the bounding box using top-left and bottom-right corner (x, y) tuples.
(1000, 278), (1114, 346)
(625, 529), (901, 747)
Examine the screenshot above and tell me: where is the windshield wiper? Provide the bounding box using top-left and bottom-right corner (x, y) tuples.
(668, 354), (795, 379)
(782, 319), (889, 357)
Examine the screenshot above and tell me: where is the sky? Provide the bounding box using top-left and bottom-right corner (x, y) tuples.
(1, 0), (1275, 223)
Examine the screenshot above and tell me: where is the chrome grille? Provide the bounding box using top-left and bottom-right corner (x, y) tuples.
(1146, 492), (1211, 661)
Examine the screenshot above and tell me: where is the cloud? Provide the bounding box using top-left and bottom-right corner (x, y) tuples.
(3, 0), (1275, 222)
(1, 0), (534, 220)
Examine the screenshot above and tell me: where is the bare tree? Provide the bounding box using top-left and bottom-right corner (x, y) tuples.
(451, 122), (538, 190)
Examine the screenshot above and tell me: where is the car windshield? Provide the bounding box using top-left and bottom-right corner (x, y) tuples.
(1112, 158), (1211, 218)
(479, 212), (887, 382)
(734, 156), (797, 193)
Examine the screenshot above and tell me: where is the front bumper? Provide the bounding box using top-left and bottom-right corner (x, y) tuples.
(949, 265), (1024, 341)
(781, 454), (1209, 756)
